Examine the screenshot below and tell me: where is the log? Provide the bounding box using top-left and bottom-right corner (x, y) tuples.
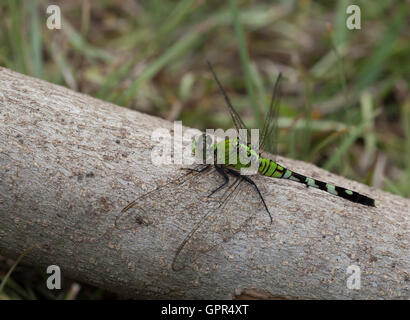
(0, 67), (408, 299)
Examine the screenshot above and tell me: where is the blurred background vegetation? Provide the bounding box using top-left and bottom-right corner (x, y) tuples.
(0, 0), (409, 299)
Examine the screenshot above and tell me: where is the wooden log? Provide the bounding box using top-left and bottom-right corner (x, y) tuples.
(0, 67), (408, 299)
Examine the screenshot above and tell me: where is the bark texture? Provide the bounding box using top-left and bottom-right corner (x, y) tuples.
(0, 67), (408, 299)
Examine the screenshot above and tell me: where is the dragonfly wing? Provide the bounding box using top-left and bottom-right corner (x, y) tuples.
(112, 165), (212, 232)
(259, 72), (282, 158)
(110, 164), (250, 271)
(172, 170), (268, 271)
(171, 176), (243, 271)
(207, 61), (251, 142)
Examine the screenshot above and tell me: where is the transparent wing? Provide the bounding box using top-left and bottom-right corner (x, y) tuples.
(113, 163), (267, 272)
(110, 165), (211, 232)
(171, 171), (271, 271)
(171, 177), (244, 271)
(259, 72), (282, 157)
(207, 61), (251, 142)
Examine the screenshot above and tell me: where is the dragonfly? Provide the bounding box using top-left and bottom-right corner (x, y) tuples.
(119, 61), (376, 271)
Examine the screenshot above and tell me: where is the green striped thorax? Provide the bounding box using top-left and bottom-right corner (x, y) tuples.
(192, 133), (262, 172)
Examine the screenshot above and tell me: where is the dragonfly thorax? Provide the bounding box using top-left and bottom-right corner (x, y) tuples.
(192, 134), (261, 168)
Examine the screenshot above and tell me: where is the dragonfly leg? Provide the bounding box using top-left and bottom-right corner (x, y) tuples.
(208, 165), (229, 197)
(226, 168), (273, 224)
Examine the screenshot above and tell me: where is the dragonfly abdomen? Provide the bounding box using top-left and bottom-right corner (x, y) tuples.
(258, 158), (375, 207)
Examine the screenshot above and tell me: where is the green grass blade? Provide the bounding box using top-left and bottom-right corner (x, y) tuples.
(117, 32), (200, 106)
(308, 128), (348, 162)
(95, 60), (135, 101)
(355, 3), (407, 90)
(29, 0), (43, 78)
(360, 91), (376, 159)
(402, 101), (410, 174)
(155, 0), (196, 42)
(249, 61), (267, 116)
(333, 0), (349, 46)
(323, 122), (366, 172)
(0, 248), (32, 296)
(61, 18), (113, 63)
(229, 0), (261, 129)
(6, 0), (28, 74)
(383, 177), (405, 197)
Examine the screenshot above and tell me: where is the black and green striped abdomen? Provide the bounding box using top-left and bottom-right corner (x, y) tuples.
(258, 158), (375, 207)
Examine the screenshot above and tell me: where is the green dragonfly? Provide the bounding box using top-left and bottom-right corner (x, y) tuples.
(120, 61), (375, 271)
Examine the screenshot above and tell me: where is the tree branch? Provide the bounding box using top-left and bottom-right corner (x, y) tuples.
(0, 67), (408, 299)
